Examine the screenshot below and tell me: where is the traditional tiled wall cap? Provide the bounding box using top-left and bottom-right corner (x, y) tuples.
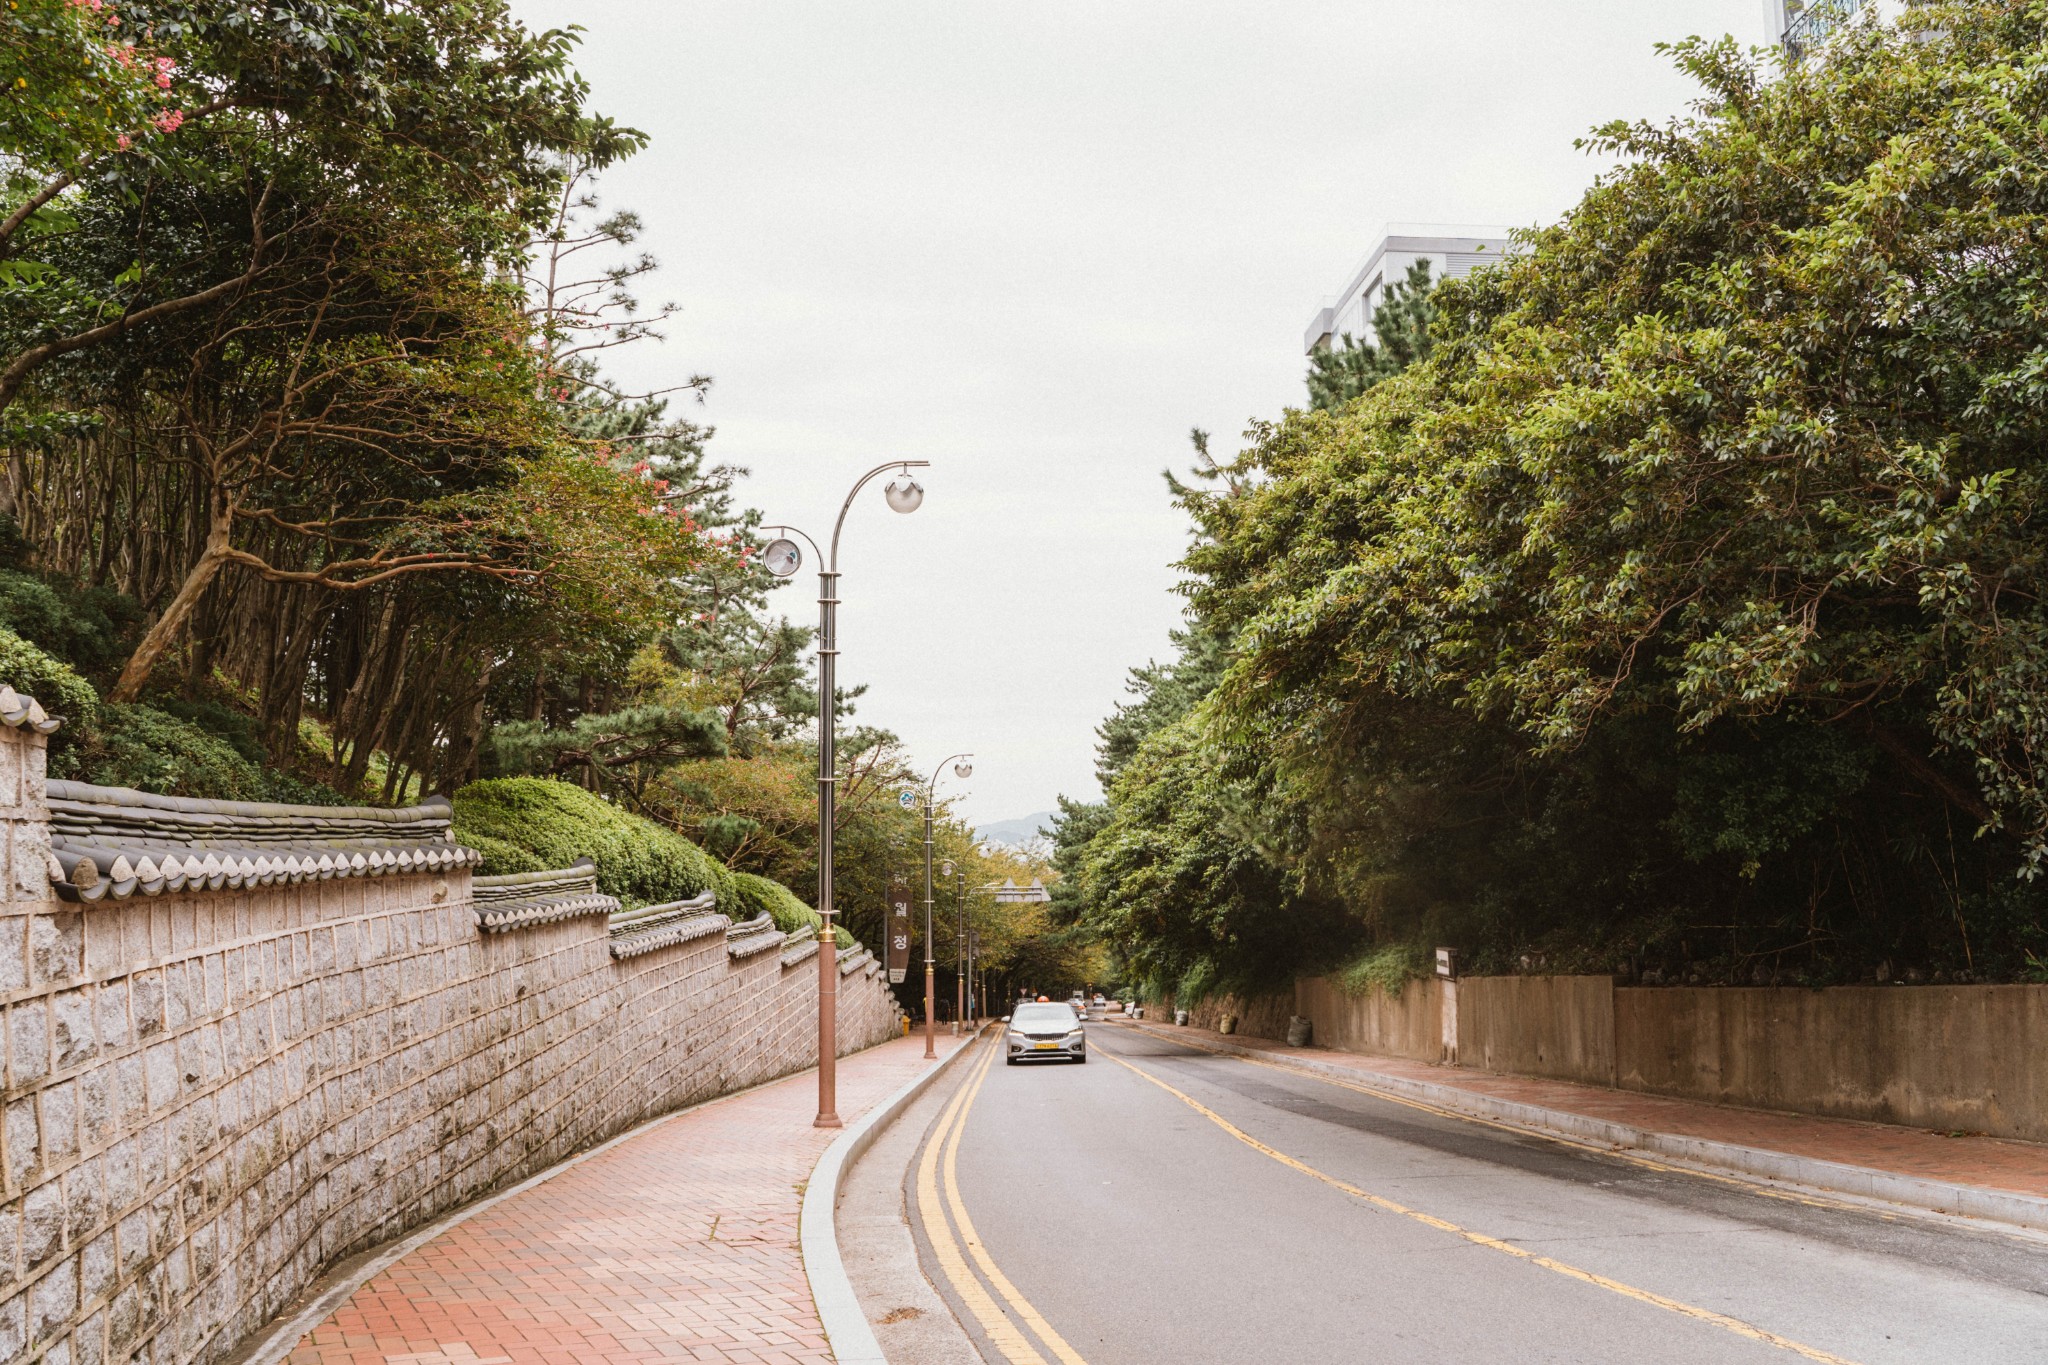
(43, 780), (481, 901)
(726, 911), (784, 960)
(840, 944), (875, 977)
(780, 928), (820, 968)
(473, 858), (620, 933)
(608, 891), (725, 961)
(0, 684), (61, 733)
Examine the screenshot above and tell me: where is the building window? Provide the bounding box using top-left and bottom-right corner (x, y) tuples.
(1783, 0), (1869, 60)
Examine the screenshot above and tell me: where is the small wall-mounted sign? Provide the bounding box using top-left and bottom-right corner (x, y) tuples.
(1435, 947), (1459, 980)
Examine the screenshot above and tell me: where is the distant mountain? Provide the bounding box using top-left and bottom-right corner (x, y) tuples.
(977, 811), (1057, 848)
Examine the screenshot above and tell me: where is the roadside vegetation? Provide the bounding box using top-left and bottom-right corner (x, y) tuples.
(0, 0), (1072, 990)
(1055, 2), (2048, 999)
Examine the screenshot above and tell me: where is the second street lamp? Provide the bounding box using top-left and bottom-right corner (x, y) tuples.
(955, 861), (969, 1023)
(923, 754), (973, 1058)
(763, 459), (929, 1129)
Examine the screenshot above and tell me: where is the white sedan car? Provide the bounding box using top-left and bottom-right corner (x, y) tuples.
(1005, 1001), (1087, 1064)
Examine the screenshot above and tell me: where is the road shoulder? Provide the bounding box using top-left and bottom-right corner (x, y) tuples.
(835, 1036), (988, 1364)
(1112, 1017), (2048, 1235)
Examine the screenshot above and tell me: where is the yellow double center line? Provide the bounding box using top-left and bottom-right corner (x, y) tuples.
(916, 1033), (1091, 1365)
(1094, 1038), (1864, 1365)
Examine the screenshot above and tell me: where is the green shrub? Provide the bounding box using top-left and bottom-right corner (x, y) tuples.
(0, 570), (138, 681)
(1335, 943), (1428, 999)
(457, 831), (548, 876)
(81, 703), (260, 798)
(153, 697), (267, 764)
(0, 627), (99, 777)
(452, 777), (737, 909)
(79, 703), (348, 804)
(729, 871), (812, 930)
(726, 870), (855, 949)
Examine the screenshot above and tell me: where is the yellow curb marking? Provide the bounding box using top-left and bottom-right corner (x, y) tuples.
(914, 1036), (1053, 1364)
(940, 1037), (1092, 1365)
(1096, 1039), (1863, 1365)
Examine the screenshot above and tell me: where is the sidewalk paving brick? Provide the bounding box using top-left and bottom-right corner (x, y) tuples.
(1126, 1020), (2048, 1198)
(285, 1032), (964, 1365)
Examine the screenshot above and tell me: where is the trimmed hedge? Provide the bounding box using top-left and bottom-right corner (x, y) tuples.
(728, 870), (815, 932)
(452, 777), (739, 910)
(730, 870), (855, 951)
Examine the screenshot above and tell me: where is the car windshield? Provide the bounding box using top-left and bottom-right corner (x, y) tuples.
(1013, 1005), (1078, 1030)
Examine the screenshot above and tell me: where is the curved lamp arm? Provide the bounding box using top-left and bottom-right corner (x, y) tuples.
(926, 751), (975, 800)
(831, 460), (929, 571)
(760, 523), (823, 566)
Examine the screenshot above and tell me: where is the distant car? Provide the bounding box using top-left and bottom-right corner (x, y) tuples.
(1006, 1001), (1086, 1064)
(1092, 993), (1106, 1006)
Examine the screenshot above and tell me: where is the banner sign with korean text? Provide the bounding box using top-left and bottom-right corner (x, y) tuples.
(887, 880), (913, 984)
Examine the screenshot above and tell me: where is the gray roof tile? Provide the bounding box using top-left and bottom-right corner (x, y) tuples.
(473, 859), (619, 933)
(607, 892), (725, 960)
(44, 781), (480, 902)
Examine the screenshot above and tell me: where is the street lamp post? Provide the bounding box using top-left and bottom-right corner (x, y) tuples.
(923, 754), (973, 1053)
(763, 460), (929, 1129)
(956, 863), (970, 1023)
(955, 889), (966, 1033)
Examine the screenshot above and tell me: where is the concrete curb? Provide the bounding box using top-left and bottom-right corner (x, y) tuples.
(1118, 1021), (2048, 1235)
(802, 1030), (984, 1365)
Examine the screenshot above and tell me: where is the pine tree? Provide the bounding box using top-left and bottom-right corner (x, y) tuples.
(1304, 258), (1437, 411)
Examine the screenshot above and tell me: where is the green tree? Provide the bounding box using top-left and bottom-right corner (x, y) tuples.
(1063, 2), (2048, 992)
(1303, 258), (1438, 412)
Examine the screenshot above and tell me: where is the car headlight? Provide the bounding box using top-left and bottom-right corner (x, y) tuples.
(1007, 1031), (1027, 1042)
(1064, 1030), (1085, 1044)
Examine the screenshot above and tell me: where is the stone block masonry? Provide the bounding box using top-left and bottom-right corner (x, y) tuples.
(0, 707), (904, 1365)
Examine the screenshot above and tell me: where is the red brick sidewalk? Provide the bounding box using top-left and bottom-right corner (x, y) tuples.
(1123, 1019), (2048, 1199)
(285, 1032), (964, 1365)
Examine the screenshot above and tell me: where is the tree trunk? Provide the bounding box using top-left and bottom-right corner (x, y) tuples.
(110, 489), (235, 702)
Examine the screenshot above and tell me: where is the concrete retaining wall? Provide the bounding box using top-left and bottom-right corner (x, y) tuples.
(1155, 991), (1293, 1042)
(1457, 975), (1617, 1086)
(0, 722), (903, 1365)
(1615, 984), (2048, 1141)
(1293, 976), (1440, 1063)
(1164, 969), (2048, 1144)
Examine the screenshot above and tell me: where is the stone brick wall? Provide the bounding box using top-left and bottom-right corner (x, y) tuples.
(0, 720), (902, 1365)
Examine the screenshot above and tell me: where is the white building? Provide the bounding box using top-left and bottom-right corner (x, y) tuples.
(1772, 0), (1908, 59)
(1302, 224), (1514, 356)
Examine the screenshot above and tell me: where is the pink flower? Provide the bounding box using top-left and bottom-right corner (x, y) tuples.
(151, 108), (183, 133)
(115, 133), (131, 150)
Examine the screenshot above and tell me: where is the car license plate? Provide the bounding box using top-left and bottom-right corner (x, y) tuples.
(1033, 1041), (1059, 1050)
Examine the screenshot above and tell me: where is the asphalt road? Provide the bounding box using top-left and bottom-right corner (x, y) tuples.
(900, 1022), (2048, 1365)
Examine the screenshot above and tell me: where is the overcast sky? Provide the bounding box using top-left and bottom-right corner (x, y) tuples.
(509, 0), (1771, 827)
